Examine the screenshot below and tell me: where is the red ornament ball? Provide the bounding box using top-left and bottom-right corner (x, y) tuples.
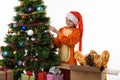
(21, 15), (26, 19)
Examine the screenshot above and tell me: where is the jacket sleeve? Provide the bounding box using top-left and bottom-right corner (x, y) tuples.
(58, 29), (81, 46)
(53, 27), (64, 48)
(53, 36), (62, 48)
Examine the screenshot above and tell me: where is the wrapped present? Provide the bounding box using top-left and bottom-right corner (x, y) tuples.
(47, 66), (63, 80)
(0, 67), (14, 80)
(47, 74), (63, 80)
(21, 72), (35, 80)
(49, 66), (61, 75)
(36, 72), (47, 80)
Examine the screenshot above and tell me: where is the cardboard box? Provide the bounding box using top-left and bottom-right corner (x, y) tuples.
(0, 69), (14, 80)
(58, 64), (119, 80)
(58, 64), (71, 80)
(70, 65), (103, 80)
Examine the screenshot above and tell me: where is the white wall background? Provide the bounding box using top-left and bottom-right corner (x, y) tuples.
(0, 0), (120, 80)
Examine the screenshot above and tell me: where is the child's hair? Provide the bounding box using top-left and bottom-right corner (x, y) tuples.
(73, 25), (76, 28)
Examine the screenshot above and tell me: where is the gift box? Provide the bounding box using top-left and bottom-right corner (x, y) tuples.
(47, 66), (63, 80)
(0, 69), (14, 80)
(21, 74), (35, 80)
(47, 74), (63, 80)
(36, 72), (47, 80)
(58, 63), (119, 80)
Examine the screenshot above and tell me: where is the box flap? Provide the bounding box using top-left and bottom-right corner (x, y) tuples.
(102, 68), (120, 75)
(58, 63), (71, 70)
(70, 65), (101, 73)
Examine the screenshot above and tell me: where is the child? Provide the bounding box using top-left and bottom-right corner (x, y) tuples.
(49, 11), (83, 65)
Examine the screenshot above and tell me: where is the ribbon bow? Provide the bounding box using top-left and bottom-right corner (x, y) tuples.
(26, 71), (33, 80)
(0, 66), (8, 80)
(0, 66), (8, 71)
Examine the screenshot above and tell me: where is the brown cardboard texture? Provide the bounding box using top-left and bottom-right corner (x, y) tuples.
(70, 65), (103, 80)
(0, 69), (14, 80)
(58, 64), (119, 80)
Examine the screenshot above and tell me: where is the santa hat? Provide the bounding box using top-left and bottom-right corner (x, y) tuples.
(66, 11), (83, 51)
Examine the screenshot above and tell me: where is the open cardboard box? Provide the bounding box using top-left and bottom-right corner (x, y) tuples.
(58, 64), (119, 80)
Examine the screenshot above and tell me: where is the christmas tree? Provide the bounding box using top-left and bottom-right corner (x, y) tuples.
(0, 0), (60, 79)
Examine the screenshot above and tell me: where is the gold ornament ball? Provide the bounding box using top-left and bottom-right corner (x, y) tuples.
(13, 51), (17, 54)
(30, 18), (33, 22)
(17, 31), (21, 36)
(8, 28), (13, 33)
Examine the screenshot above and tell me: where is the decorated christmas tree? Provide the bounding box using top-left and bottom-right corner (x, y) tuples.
(0, 0), (60, 79)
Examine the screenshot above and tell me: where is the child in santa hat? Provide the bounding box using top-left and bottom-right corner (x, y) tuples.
(49, 11), (83, 65)
(49, 11), (83, 80)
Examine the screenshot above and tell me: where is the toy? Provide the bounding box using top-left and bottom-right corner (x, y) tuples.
(75, 50), (110, 71)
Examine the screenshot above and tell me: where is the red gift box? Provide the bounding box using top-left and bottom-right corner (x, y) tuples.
(36, 72), (47, 80)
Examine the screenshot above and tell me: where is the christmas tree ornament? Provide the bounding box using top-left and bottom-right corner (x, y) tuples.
(8, 28), (13, 34)
(24, 49), (28, 53)
(21, 26), (27, 31)
(31, 37), (35, 41)
(2, 51), (8, 57)
(26, 37), (29, 40)
(13, 51), (17, 54)
(21, 15), (26, 19)
(35, 53), (38, 56)
(19, 42), (24, 47)
(17, 31), (21, 36)
(27, 30), (34, 36)
(30, 18), (33, 22)
(18, 60), (22, 66)
(37, 6), (43, 11)
(23, 61), (26, 67)
(13, 23), (17, 27)
(28, 7), (34, 13)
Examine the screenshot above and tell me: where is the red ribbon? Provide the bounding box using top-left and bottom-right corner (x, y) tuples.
(0, 67), (8, 80)
(26, 71), (32, 80)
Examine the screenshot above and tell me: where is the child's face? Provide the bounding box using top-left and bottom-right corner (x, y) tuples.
(66, 17), (75, 28)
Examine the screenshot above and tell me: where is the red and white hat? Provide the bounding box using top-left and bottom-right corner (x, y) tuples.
(66, 11), (83, 51)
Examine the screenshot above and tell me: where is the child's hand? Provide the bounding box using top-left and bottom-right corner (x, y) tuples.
(49, 26), (59, 34)
(49, 26), (54, 31)
(45, 30), (54, 38)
